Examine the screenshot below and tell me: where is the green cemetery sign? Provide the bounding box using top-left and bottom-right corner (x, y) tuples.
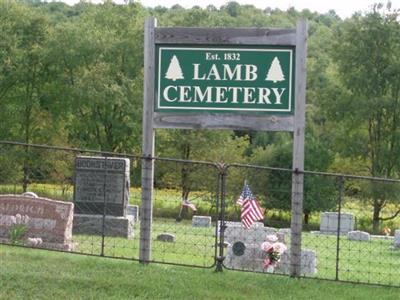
(156, 46), (294, 114)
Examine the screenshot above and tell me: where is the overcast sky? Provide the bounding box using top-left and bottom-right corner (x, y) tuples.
(61, 0), (399, 19)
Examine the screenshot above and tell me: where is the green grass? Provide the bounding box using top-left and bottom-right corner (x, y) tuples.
(72, 218), (216, 267)
(67, 219), (400, 286)
(302, 233), (400, 285)
(2, 184), (400, 286)
(0, 245), (399, 300)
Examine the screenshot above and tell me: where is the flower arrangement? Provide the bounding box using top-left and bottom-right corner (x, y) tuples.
(9, 214), (29, 245)
(261, 234), (287, 272)
(8, 214), (43, 247)
(382, 227), (391, 236)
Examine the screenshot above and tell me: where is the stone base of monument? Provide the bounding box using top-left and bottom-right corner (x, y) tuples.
(0, 238), (76, 251)
(276, 250), (317, 275)
(72, 214), (134, 238)
(39, 241), (77, 251)
(224, 243), (317, 275)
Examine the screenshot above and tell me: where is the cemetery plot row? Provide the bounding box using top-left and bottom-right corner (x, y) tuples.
(1, 141), (400, 287)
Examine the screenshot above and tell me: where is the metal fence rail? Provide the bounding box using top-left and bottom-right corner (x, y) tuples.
(1, 141), (400, 286)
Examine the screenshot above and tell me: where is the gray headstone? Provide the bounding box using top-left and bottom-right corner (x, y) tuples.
(156, 233), (176, 243)
(320, 212), (355, 234)
(394, 229), (400, 247)
(224, 225), (277, 246)
(347, 230), (370, 241)
(217, 221), (264, 237)
(127, 205), (139, 223)
(192, 215), (212, 227)
(224, 242), (317, 275)
(74, 156), (130, 216)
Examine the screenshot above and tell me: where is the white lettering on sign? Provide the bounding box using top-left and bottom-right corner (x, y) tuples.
(193, 86), (213, 103)
(193, 63), (258, 82)
(163, 86), (177, 102)
(272, 88), (286, 104)
(162, 85), (286, 105)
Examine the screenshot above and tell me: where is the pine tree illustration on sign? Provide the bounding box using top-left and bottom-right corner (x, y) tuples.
(165, 55), (184, 81)
(266, 57), (285, 83)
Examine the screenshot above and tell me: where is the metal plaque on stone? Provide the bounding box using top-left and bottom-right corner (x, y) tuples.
(74, 156), (130, 216)
(232, 241), (246, 256)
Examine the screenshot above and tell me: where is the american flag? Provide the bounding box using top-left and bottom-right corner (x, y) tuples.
(237, 183), (264, 229)
(236, 183), (253, 206)
(182, 199), (197, 211)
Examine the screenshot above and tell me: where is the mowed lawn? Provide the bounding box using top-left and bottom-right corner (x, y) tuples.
(70, 218), (400, 286)
(0, 245), (399, 300)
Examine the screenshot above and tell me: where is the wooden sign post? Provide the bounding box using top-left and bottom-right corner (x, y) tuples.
(141, 17), (307, 276)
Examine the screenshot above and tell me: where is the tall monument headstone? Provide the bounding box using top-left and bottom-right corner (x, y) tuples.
(73, 156), (134, 238)
(74, 156), (130, 216)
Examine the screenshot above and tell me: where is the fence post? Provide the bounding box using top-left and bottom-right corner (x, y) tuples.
(215, 163), (227, 272)
(335, 176), (344, 281)
(101, 156), (108, 256)
(290, 20), (308, 277)
(22, 143), (30, 193)
(140, 17), (156, 263)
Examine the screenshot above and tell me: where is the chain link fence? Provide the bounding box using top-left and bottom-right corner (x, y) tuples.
(1, 141), (400, 286)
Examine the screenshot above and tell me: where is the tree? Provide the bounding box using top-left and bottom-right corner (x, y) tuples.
(266, 57), (285, 83)
(155, 129), (248, 211)
(329, 5), (400, 232)
(49, 2), (146, 153)
(165, 55), (184, 81)
(249, 130), (335, 225)
(0, 1), (57, 191)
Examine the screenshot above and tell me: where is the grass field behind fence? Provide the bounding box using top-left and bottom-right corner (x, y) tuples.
(1, 245), (399, 300)
(2, 183), (400, 232)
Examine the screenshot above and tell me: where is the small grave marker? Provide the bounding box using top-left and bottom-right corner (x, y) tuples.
(192, 215), (212, 227)
(156, 233), (176, 243)
(347, 230), (370, 242)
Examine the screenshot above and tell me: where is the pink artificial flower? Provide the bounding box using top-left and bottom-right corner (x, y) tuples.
(273, 242), (287, 254)
(261, 241), (273, 252)
(263, 257), (271, 267)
